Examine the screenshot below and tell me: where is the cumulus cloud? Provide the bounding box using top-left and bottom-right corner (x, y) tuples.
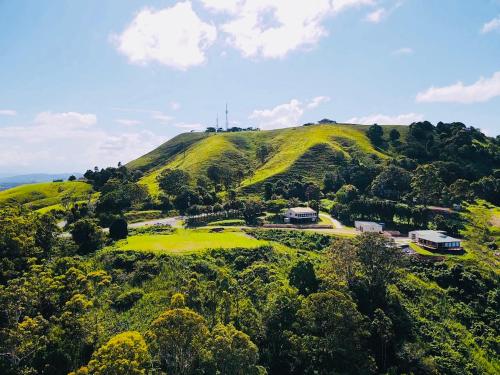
(481, 15), (500, 34)
(250, 99), (304, 129)
(416, 71), (500, 104)
(0, 109), (17, 116)
(250, 95), (330, 129)
(0, 111), (166, 173)
(113, 1), (217, 70)
(365, 8), (386, 23)
(201, 0), (374, 59)
(347, 113), (424, 125)
(307, 95), (331, 109)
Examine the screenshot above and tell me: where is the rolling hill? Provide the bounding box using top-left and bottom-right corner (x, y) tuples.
(127, 123), (399, 195)
(0, 181), (93, 211)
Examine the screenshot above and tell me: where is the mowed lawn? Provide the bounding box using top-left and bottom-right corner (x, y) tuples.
(116, 229), (268, 254)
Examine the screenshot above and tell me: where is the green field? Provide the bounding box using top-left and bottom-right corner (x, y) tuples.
(128, 123), (397, 195)
(0, 181), (93, 210)
(115, 228), (268, 254)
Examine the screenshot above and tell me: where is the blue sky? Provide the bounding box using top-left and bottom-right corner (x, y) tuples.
(0, 0), (499, 174)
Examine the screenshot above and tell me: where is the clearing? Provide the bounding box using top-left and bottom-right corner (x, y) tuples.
(114, 228), (268, 254)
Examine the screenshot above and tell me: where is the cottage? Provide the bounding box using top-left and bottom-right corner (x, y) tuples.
(409, 230), (462, 251)
(284, 207), (317, 223)
(354, 221), (383, 233)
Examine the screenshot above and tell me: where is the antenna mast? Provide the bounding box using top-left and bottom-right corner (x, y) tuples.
(216, 113), (219, 132)
(225, 103), (229, 131)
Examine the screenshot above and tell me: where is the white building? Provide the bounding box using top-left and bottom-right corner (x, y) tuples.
(284, 207), (317, 223)
(409, 230), (462, 251)
(354, 221), (383, 233)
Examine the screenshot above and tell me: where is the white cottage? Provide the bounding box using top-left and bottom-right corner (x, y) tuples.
(284, 207), (318, 223)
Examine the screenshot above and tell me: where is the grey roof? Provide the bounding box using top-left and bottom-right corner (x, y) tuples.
(355, 221), (382, 226)
(413, 230), (461, 243)
(289, 207), (316, 214)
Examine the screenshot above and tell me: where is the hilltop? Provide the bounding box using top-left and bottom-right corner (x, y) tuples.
(127, 123), (400, 195)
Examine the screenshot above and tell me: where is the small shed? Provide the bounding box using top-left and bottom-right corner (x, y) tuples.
(354, 221), (383, 233)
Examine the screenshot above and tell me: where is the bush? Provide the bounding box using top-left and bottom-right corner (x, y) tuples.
(112, 288), (144, 311)
(109, 218), (128, 241)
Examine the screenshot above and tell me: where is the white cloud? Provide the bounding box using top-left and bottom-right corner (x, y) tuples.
(202, 0), (374, 59)
(365, 8), (386, 23)
(115, 119), (142, 126)
(307, 95), (331, 109)
(250, 99), (304, 129)
(34, 111), (97, 129)
(174, 122), (205, 130)
(250, 95), (331, 129)
(0, 111), (166, 173)
(416, 71), (500, 104)
(170, 101), (181, 111)
(152, 112), (174, 123)
(481, 15), (500, 34)
(113, 1), (217, 70)
(0, 109), (17, 116)
(347, 113), (424, 125)
(393, 47), (413, 55)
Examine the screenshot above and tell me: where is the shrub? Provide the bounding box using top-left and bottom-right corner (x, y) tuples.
(112, 288), (144, 311)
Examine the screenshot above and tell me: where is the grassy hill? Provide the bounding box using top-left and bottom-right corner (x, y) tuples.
(0, 181), (93, 211)
(128, 123), (398, 195)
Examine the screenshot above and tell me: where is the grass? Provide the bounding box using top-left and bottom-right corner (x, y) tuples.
(134, 124), (397, 195)
(240, 124), (387, 188)
(0, 181), (93, 210)
(114, 228), (268, 254)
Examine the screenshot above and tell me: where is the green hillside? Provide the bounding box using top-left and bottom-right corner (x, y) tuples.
(128, 124), (394, 195)
(0, 181), (93, 211)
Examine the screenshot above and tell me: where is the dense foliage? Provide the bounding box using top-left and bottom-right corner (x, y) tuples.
(0, 203), (498, 374)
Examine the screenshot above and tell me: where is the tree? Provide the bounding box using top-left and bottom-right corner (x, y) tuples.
(355, 233), (401, 304)
(410, 164), (445, 205)
(389, 129), (400, 143)
(158, 169), (191, 197)
(256, 144), (271, 164)
(294, 291), (375, 374)
(367, 124), (384, 146)
(371, 165), (411, 200)
(210, 324), (259, 375)
(71, 331), (150, 375)
(336, 184), (359, 204)
(471, 176), (499, 205)
(70, 219), (103, 255)
(263, 182), (274, 200)
(242, 199), (263, 225)
(149, 308), (210, 375)
(323, 171), (344, 193)
(68, 175), (77, 181)
(325, 237), (360, 286)
(371, 308), (393, 371)
(305, 183), (321, 201)
(109, 218), (128, 241)
(288, 260), (319, 295)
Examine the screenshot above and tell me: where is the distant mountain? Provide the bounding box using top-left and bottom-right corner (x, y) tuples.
(0, 173), (82, 191)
